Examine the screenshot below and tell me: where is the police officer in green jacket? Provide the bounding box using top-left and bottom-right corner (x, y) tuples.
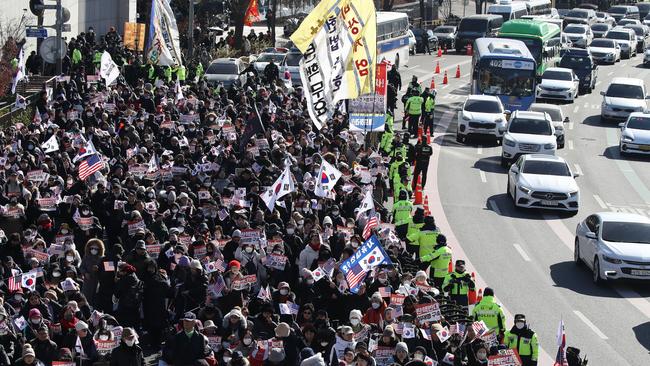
(406, 208), (425, 253)
(504, 314), (539, 366)
(93, 51), (102, 74)
(405, 91), (424, 137)
(195, 62), (204, 81)
(471, 287), (506, 337)
(407, 215), (439, 263)
(442, 259), (475, 310)
(393, 172), (412, 201)
(164, 66), (172, 83)
(380, 113), (395, 155)
(177, 64), (186, 84)
(420, 234), (451, 288)
(393, 190), (413, 240)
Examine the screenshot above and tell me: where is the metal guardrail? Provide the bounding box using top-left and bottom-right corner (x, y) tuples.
(0, 75), (58, 126)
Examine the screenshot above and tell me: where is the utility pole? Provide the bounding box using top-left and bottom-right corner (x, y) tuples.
(188, 0), (195, 60)
(56, 0), (62, 74)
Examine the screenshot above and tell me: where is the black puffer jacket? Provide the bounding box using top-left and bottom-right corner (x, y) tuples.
(109, 342), (144, 366)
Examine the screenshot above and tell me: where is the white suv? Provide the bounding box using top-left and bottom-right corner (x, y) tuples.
(456, 95), (508, 143)
(604, 27), (638, 58)
(501, 110), (557, 167)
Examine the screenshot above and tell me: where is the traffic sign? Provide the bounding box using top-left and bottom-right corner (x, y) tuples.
(26, 28), (48, 38)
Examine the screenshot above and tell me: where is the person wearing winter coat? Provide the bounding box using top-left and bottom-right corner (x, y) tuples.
(222, 308), (248, 344)
(162, 312), (211, 366)
(79, 239), (104, 307)
(114, 263), (142, 328)
(14, 345), (44, 366)
(328, 326), (356, 366)
(392, 342), (411, 365)
(109, 327), (144, 366)
(142, 262), (172, 348)
(362, 293), (387, 328)
(29, 324), (58, 366)
(272, 322), (299, 366)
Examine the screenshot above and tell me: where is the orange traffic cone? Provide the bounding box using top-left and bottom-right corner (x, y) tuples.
(442, 71), (448, 85)
(466, 44), (473, 56)
(435, 61), (440, 74)
(437, 47), (442, 57)
(455, 65), (461, 78)
(414, 175), (423, 205)
(477, 288), (484, 303)
(418, 124), (424, 140)
(448, 257), (453, 273)
(427, 133), (431, 145)
(424, 196), (430, 215)
(430, 78), (436, 90)
(468, 272), (477, 304)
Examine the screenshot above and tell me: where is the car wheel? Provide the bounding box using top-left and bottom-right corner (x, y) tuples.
(456, 133), (465, 143)
(574, 239), (583, 266)
(593, 257), (604, 285)
(500, 157), (509, 168)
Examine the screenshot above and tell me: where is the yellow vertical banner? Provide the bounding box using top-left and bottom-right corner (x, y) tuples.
(124, 22), (146, 51)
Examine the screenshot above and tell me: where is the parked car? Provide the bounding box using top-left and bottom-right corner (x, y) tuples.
(432, 25), (457, 50)
(588, 38), (621, 64)
(558, 48), (597, 94)
(204, 58), (247, 87)
(410, 27), (438, 54)
(407, 29), (417, 55)
(591, 23), (612, 38)
(619, 112), (650, 155)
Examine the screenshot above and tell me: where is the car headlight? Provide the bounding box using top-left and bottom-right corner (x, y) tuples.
(462, 114), (471, 121)
(555, 125), (564, 131)
(622, 134), (634, 142)
(602, 255), (622, 264)
(518, 185), (532, 195)
(495, 117), (505, 123)
(569, 190), (579, 197)
(544, 143), (556, 149)
(504, 137), (516, 147)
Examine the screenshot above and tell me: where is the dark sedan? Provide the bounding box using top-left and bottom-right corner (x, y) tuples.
(432, 25), (457, 50)
(410, 28), (438, 54)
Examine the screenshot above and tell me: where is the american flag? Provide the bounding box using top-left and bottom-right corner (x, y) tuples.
(345, 263), (368, 291)
(208, 275), (226, 298)
(362, 211), (379, 240)
(78, 154), (103, 181)
(279, 302), (300, 315)
(378, 287), (391, 297)
(472, 320), (488, 337)
(8, 275), (21, 292)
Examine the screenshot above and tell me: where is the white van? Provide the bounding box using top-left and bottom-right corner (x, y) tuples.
(488, 0), (529, 21)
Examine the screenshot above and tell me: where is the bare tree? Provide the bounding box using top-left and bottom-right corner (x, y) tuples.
(0, 15), (32, 54)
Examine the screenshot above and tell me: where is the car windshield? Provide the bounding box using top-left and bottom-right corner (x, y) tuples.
(608, 7), (627, 14)
(543, 70), (572, 81)
(560, 56), (591, 69)
(531, 107), (562, 121)
(566, 10), (588, 18)
(256, 54), (284, 63)
(590, 39), (616, 47)
(592, 24), (609, 31)
(478, 63), (535, 97)
(626, 26), (644, 36)
(627, 115), (650, 129)
(285, 53), (302, 66)
(509, 118), (553, 135)
(606, 83), (645, 99)
(206, 63), (237, 74)
(435, 26), (454, 33)
(464, 99), (502, 113)
(522, 161), (571, 176)
(602, 221), (650, 243)
(565, 26), (586, 34)
(606, 31), (630, 40)
(459, 19), (488, 32)
(646, 14), (650, 20)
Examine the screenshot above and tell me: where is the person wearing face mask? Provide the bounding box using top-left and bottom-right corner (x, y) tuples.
(362, 292), (387, 328)
(503, 314), (538, 366)
(80, 239), (105, 306)
(442, 260), (475, 312)
(467, 342), (489, 366)
(109, 327), (144, 366)
(298, 234), (322, 275)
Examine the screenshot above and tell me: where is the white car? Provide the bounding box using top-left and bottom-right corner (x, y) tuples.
(507, 154), (579, 212)
(645, 48), (650, 66)
(617, 19), (641, 26)
(564, 24), (593, 48)
(408, 30), (417, 55)
(536, 67), (580, 102)
(529, 103), (568, 148)
(204, 58), (247, 88)
(252, 52), (286, 75)
(575, 212), (650, 284)
(588, 38), (621, 64)
(604, 27), (638, 58)
(619, 112), (650, 155)
(456, 95), (508, 143)
(600, 77), (648, 122)
(501, 110), (557, 167)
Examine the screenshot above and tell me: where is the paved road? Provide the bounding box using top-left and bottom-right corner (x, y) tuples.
(397, 51), (650, 365)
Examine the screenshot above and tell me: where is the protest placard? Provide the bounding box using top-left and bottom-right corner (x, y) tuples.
(232, 275), (257, 291)
(265, 253), (287, 270)
(415, 302), (442, 323)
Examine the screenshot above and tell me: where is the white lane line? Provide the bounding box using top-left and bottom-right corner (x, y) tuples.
(591, 104), (599, 109)
(593, 194), (608, 209)
(568, 122), (574, 130)
(479, 170), (487, 183)
(573, 310), (609, 340)
(595, 80), (601, 87)
(573, 164), (583, 176)
(488, 199), (502, 215)
(607, 71), (614, 76)
(513, 244), (532, 262)
(583, 102), (588, 108)
(568, 140), (574, 150)
(477, 145), (483, 155)
(573, 106), (579, 113)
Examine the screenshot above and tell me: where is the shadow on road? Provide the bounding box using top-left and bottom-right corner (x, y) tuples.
(474, 156), (505, 174)
(485, 193), (548, 221)
(450, 84), (470, 95)
(633, 322), (650, 354)
(582, 114), (618, 128)
(603, 145), (650, 162)
(549, 261), (621, 298)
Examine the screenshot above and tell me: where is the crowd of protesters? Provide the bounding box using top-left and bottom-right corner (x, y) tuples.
(0, 23), (580, 366)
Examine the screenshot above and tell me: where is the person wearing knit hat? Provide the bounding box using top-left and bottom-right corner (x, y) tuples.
(229, 260), (241, 272)
(21, 344), (38, 364)
(111, 327), (144, 365)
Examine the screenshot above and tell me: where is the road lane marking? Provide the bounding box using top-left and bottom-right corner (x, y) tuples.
(591, 104), (599, 109)
(479, 170), (487, 183)
(573, 164), (583, 176)
(513, 244), (531, 262)
(568, 140), (574, 150)
(606, 128), (650, 204)
(426, 110), (553, 364)
(595, 80), (601, 87)
(573, 106), (579, 113)
(607, 71), (614, 76)
(583, 102), (588, 108)
(573, 311), (608, 339)
(477, 145), (483, 155)
(488, 199), (502, 215)
(593, 194), (608, 209)
(568, 122), (574, 130)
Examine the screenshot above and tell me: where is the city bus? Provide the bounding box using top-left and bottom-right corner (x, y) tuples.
(471, 38), (538, 111)
(377, 12), (411, 70)
(498, 19), (561, 75)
